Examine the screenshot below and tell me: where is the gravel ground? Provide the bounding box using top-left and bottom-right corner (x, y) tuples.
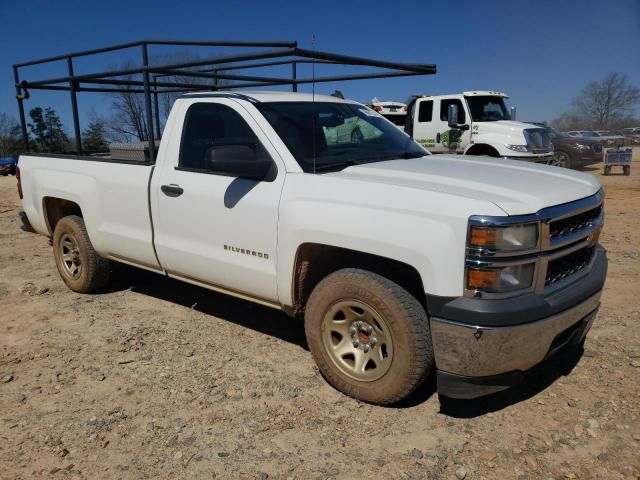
(1, 152), (639, 480)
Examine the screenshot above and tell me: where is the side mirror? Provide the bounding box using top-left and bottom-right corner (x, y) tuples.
(447, 104), (459, 128)
(510, 106), (517, 121)
(205, 145), (272, 180)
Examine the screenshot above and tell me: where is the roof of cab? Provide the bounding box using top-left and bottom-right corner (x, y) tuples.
(181, 90), (354, 103)
(409, 90), (509, 100)
(463, 90), (508, 97)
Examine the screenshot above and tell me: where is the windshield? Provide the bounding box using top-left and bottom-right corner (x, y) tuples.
(545, 127), (567, 139)
(465, 96), (511, 122)
(256, 101), (427, 173)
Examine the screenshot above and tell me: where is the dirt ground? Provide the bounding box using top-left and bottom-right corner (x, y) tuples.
(1, 152), (639, 480)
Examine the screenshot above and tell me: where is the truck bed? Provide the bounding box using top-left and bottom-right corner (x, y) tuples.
(19, 152), (160, 270)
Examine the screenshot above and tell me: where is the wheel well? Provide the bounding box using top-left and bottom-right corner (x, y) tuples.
(43, 197), (83, 234)
(290, 243), (425, 317)
(466, 144), (500, 157)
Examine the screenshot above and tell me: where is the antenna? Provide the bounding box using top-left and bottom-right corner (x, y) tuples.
(311, 33), (316, 175)
(312, 34), (316, 174)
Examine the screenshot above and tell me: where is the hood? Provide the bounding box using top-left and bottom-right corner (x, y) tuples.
(331, 155), (601, 215)
(483, 120), (541, 131)
(552, 136), (600, 147)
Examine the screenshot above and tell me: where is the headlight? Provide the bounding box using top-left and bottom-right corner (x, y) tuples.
(467, 263), (535, 292)
(576, 143), (590, 150)
(469, 223), (538, 251)
(505, 144), (529, 152)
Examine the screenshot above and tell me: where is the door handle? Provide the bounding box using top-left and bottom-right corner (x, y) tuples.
(161, 184), (184, 197)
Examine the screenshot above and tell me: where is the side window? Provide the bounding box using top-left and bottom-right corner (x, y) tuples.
(439, 99), (466, 123)
(179, 102), (268, 171)
(418, 100), (433, 122)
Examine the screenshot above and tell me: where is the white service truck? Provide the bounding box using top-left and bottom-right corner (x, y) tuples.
(18, 91), (607, 404)
(405, 91), (555, 163)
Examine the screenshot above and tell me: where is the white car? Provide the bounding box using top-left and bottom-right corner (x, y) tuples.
(18, 91), (607, 404)
(368, 99), (407, 127)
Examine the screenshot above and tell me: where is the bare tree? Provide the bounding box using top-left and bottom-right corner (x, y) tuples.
(155, 52), (229, 123)
(106, 62), (149, 143)
(105, 53), (228, 143)
(550, 112), (584, 132)
(572, 73), (640, 129)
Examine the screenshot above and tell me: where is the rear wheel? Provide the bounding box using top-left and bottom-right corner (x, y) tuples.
(52, 215), (111, 293)
(305, 268), (434, 405)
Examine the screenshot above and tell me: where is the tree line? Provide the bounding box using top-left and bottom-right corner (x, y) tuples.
(0, 108), (109, 157)
(2, 69), (638, 157)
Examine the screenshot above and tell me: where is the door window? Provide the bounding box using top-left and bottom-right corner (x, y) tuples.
(439, 99), (466, 123)
(418, 100), (433, 122)
(179, 103), (269, 171)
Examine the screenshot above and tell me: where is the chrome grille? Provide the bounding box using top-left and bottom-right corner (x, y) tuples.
(524, 128), (552, 154)
(545, 247), (594, 286)
(549, 206), (602, 240)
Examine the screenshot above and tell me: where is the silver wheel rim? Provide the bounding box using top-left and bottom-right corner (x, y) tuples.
(59, 233), (82, 279)
(321, 299), (394, 382)
(552, 152), (569, 167)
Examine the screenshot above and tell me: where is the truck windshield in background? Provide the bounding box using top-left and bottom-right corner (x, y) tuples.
(256, 102), (427, 173)
(465, 96), (511, 122)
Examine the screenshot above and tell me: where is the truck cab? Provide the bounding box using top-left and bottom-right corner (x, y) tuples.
(405, 91), (554, 163)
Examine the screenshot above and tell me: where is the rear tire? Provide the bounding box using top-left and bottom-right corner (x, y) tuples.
(305, 268), (434, 405)
(52, 215), (111, 293)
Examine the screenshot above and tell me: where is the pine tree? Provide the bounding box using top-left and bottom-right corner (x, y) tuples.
(82, 119), (108, 152)
(28, 107), (70, 152)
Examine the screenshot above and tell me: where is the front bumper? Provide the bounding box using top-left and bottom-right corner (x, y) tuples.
(577, 149), (604, 164)
(503, 154), (553, 164)
(429, 247), (607, 399)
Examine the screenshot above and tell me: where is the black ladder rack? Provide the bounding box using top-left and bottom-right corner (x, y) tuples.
(13, 39), (436, 160)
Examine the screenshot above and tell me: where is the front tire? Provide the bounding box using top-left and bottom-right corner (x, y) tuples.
(305, 268), (434, 405)
(52, 215), (111, 293)
(552, 151), (572, 169)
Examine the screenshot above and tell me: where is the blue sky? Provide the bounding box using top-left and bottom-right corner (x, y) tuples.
(1, 0), (639, 132)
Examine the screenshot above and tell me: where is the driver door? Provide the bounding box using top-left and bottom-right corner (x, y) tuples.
(150, 99), (285, 302)
(434, 97), (471, 154)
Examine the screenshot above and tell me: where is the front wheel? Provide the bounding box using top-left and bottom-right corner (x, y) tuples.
(305, 268), (434, 405)
(552, 151), (572, 169)
(52, 215), (111, 293)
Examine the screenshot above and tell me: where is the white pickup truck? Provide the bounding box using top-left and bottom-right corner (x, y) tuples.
(18, 91), (607, 404)
(405, 91), (555, 163)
